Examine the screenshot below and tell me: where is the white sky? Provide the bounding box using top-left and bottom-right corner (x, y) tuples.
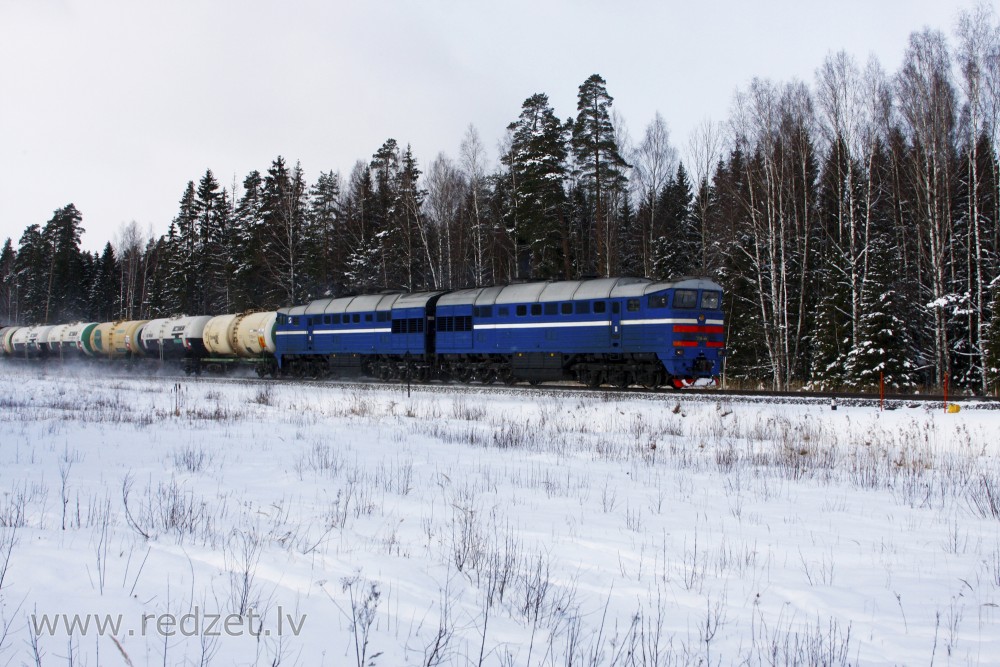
(0, 0), (968, 252)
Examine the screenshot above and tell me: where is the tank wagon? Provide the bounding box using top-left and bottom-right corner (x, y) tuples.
(192, 311), (278, 374)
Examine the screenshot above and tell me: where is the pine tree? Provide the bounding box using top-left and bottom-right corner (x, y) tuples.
(571, 74), (629, 276)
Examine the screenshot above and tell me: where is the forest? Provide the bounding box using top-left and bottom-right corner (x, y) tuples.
(2, 7), (1000, 393)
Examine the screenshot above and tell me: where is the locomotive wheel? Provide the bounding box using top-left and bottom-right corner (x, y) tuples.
(638, 369), (661, 389)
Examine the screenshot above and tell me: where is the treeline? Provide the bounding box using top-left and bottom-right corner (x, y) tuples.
(4, 9), (1000, 393)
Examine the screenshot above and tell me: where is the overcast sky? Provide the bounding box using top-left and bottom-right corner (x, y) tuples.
(0, 0), (967, 252)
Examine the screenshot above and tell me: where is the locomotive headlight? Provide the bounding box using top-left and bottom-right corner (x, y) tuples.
(675, 349), (684, 356)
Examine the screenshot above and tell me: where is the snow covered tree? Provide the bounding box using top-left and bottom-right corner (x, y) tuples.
(459, 124), (491, 286)
(258, 157), (308, 306)
(651, 162), (699, 279)
(632, 112), (678, 277)
(845, 204), (915, 389)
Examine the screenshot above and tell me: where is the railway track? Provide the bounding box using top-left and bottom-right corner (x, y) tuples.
(7, 358), (999, 409)
(141, 367), (1000, 409)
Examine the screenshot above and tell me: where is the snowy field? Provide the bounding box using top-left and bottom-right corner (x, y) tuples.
(0, 363), (999, 666)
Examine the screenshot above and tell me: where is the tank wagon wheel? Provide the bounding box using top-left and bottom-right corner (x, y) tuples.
(454, 367), (472, 384)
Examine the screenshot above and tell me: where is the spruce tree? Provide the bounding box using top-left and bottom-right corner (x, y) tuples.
(844, 218), (915, 389)
(652, 163), (698, 279)
(88, 242), (121, 321)
(396, 145), (427, 289)
(258, 157), (308, 306)
(41, 204), (88, 322)
(194, 169), (233, 313)
(0, 238), (16, 324)
(14, 224), (50, 324)
(233, 170), (266, 310)
(307, 170), (343, 297)
(506, 93), (569, 279)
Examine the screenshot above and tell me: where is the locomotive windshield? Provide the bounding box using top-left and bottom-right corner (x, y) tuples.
(701, 291), (721, 310)
(673, 290), (698, 308)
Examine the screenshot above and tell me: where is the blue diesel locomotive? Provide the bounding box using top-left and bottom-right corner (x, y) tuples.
(274, 276), (725, 389)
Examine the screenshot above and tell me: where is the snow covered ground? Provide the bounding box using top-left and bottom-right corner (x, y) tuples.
(0, 363), (998, 666)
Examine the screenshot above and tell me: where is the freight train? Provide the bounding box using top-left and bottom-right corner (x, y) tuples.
(0, 276), (726, 389)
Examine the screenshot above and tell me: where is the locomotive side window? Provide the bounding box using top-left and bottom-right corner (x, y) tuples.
(561, 303), (573, 315)
(365, 314), (373, 322)
(516, 305), (527, 317)
(332, 314), (341, 324)
(480, 306), (492, 318)
(530, 304), (542, 316)
(673, 290), (698, 309)
(612, 302), (621, 314)
(291, 317), (300, 325)
(594, 301), (606, 314)
(626, 299), (640, 312)
(544, 303), (558, 315)
(701, 291), (721, 309)
(499, 307), (510, 316)
(649, 295), (668, 309)
(575, 301), (590, 314)
(353, 314), (361, 323)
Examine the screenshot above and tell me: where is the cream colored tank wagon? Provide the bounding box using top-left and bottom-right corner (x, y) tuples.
(89, 322), (117, 357)
(202, 314), (239, 357)
(108, 320), (150, 359)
